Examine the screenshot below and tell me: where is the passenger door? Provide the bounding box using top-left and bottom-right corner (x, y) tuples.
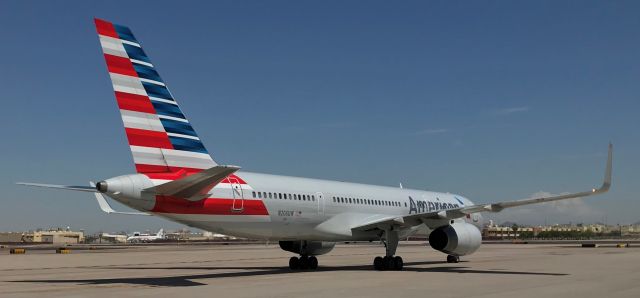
(316, 192), (325, 215)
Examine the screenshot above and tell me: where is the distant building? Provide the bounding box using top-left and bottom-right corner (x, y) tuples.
(0, 232), (28, 243)
(0, 228), (84, 244)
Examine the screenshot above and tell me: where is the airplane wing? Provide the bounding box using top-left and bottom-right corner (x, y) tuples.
(144, 165), (241, 200)
(353, 143), (612, 231)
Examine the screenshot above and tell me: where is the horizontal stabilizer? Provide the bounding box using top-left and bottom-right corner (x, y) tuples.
(16, 182), (98, 192)
(145, 165), (241, 200)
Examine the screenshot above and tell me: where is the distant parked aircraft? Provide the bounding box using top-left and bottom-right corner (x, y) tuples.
(127, 229), (165, 243)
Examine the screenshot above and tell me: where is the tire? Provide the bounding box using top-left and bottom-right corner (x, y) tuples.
(308, 256), (318, 270)
(393, 256), (403, 271)
(289, 257), (299, 270)
(446, 255), (459, 263)
(383, 256), (393, 270)
(299, 256), (309, 269)
(373, 256), (383, 270)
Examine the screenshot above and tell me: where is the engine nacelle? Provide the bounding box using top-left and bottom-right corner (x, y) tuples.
(428, 222), (482, 256)
(279, 241), (335, 256)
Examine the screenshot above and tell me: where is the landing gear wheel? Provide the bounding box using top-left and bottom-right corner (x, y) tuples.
(289, 257), (299, 270)
(299, 255), (309, 269)
(373, 256), (403, 271)
(308, 256), (318, 269)
(383, 256), (394, 270)
(446, 255), (459, 263)
(393, 256), (404, 271)
(373, 256), (384, 270)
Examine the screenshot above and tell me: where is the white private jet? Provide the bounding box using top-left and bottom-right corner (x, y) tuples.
(126, 229), (165, 243)
(18, 19), (613, 271)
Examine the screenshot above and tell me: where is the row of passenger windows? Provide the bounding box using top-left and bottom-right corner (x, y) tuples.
(252, 191), (316, 202)
(333, 196), (404, 207)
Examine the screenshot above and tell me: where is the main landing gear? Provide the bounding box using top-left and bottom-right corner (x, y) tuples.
(289, 255), (318, 270)
(373, 255), (403, 271)
(373, 228), (404, 271)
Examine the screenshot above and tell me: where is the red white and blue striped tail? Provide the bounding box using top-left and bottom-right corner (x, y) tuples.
(94, 18), (216, 176)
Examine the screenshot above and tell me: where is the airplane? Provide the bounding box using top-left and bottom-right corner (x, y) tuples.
(126, 229), (165, 243)
(18, 18), (613, 271)
(99, 232), (127, 243)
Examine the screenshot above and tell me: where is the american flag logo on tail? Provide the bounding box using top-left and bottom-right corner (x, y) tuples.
(94, 18), (216, 176)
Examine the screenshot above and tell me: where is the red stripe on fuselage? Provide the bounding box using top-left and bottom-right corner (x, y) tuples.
(115, 91), (156, 114)
(104, 54), (138, 77)
(152, 196), (268, 215)
(125, 128), (173, 149)
(95, 18), (118, 38)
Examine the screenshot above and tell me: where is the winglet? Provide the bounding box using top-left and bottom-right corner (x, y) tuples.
(595, 143), (613, 193)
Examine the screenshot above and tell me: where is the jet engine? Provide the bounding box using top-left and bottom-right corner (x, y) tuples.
(279, 241), (335, 256)
(428, 222), (481, 256)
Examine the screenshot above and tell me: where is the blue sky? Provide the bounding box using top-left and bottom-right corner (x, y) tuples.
(1, 1), (639, 233)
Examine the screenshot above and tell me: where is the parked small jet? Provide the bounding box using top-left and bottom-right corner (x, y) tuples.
(127, 229), (165, 243)
(19, 19), (613, 271)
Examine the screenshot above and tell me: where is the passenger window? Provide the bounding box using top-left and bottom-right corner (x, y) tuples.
(312, 195), (315, 201)
(268, 193), (272, 199)
(404, 202), (407, 207)
(258, 192), (262, 198)
(252, 191), (256, 198)
(348, 198), (352, 203)
(303, 195), (307, 201)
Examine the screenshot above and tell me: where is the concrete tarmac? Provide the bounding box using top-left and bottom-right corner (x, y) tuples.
(1, 243), (639, 298)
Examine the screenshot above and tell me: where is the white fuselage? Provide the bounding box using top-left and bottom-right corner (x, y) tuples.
(140, 171), (481, 241)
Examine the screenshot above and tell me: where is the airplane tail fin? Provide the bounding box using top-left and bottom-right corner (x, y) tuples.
(94, 18), (216, 176)
(157, 229), (165, 238)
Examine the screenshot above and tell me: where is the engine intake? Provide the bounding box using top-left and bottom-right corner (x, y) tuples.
(279, 241), (335, 256)
(428, 222), (481, 256)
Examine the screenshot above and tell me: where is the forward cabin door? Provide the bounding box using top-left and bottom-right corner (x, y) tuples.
(316, 192), (325, 215)
(229, 177), (244, 212)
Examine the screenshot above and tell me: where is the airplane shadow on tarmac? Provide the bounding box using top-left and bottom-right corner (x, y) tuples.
(11, 261), (568, 287)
